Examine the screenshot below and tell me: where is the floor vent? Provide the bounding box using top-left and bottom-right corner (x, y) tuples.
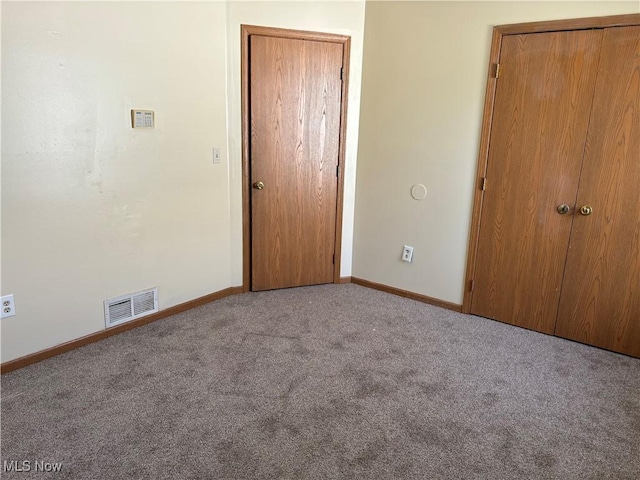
(104, 288), (158, 328)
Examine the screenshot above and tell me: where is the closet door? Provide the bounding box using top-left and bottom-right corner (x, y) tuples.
(470, 30), (602, 333)
(555, 26), (640, 357)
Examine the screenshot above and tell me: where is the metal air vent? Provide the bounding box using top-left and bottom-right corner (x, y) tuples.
(104, 287), (158, 328)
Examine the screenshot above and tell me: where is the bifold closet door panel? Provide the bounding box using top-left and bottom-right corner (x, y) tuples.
(555, 26), (640, 358)
(471, 30), (603, 334)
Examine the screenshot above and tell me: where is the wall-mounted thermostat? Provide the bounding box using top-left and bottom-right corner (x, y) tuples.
(131, 109), (154, 128)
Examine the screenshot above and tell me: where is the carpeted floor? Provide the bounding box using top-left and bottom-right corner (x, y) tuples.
(1, 283), (639, 479)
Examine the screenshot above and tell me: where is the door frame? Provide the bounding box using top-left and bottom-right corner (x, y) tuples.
(241, 25), (351, 292)
(462, 13), (640, 313)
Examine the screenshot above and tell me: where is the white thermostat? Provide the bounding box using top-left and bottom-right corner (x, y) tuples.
(131, 109), (154, 128)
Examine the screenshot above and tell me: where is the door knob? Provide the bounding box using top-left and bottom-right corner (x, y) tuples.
(557, 204), (570, 215)
(579, 205), (593, 216)
(253, 181), (265, 190)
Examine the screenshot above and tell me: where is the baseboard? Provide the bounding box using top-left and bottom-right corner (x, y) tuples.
(350, 277), (462, 313)
(2, 280), (459, 373)
(1, 286), (244, 374)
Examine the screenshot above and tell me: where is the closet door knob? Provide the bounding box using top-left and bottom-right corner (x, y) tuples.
(579, 205), (593, 216)
(557, 204), (570, 215)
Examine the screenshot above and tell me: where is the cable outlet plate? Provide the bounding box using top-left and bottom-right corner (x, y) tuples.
(1, 294), (16, 318)
(402, 245), (414, 263)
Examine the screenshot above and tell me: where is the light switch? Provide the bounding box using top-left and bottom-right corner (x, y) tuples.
(213, 147), (221, 164)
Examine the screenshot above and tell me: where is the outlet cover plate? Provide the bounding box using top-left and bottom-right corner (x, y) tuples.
(1, 294), (16, 318)
(402, 245), (414, 263)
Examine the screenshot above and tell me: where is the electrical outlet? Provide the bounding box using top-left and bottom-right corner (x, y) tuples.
(1, 294), (16, 319)
(402, 245), (414, 263)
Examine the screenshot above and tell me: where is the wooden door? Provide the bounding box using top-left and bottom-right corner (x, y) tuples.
(555, 26), (640, 357)
(249, 35), (343, 291)
(470, 30), (603, 333)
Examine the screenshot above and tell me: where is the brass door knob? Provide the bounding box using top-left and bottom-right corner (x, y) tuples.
(579, 205), (593, 216)
(557, 204), (570, 215)
(253, 181), (265, 190)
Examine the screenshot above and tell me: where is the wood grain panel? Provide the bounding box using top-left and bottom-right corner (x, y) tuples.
(242, 25), (351, 45)
(463, 27), (503, 313)
(496, 14), (640, 36)
(250, 35), (343, 291)
(555, 26), (640, 357)
(464, 16), (640, 314)
(470, 30), (603, 334)
(332, 37), (351, 284)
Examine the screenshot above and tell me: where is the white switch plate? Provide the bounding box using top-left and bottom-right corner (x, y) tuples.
(402, 245), (414, 263)
(213, 147), (221, 164)
(1, 294), (16, 318)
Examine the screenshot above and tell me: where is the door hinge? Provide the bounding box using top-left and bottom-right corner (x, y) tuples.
(340, 67), (344, 81)
(336, 165), (339, 177)
(332, 254), (335, 264)
(469, 279), (475, 292)
(494, 63), (501, 79)
(481, 177), (487, 191)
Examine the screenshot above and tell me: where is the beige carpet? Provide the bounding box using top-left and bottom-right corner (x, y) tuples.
(1, 283), (639, 479)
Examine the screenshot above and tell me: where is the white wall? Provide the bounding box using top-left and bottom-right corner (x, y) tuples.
(1, 2), (231, 362)
(4, 0), (634, 363)
(0, 0), (366, 363)
(225, 1), (366, 284)
(352, 1), (639, 305)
